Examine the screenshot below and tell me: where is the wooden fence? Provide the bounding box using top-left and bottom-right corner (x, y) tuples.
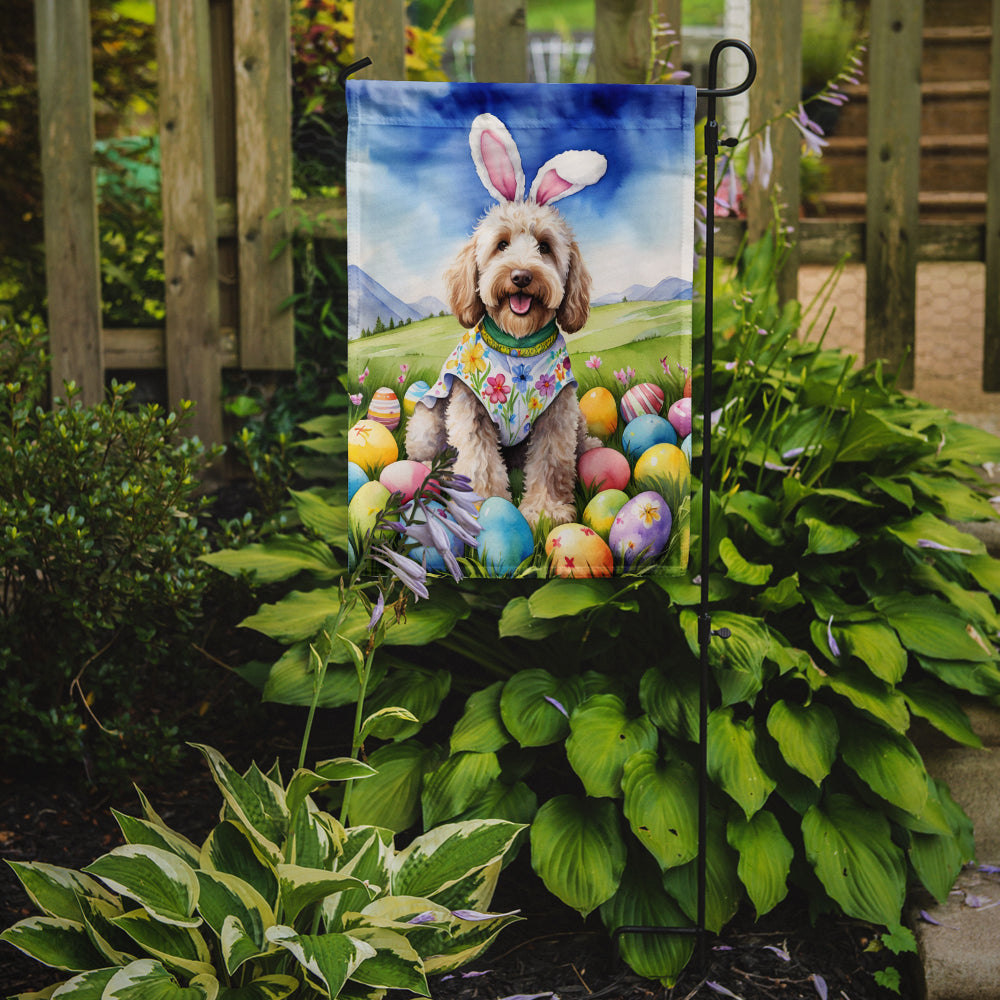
(34, 0), (1000, 445)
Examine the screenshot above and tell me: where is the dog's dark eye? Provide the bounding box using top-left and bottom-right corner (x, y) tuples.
(497, 240), (509, 252)
(537, 241), (551, 255)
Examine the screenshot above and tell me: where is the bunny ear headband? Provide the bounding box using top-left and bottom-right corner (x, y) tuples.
(470, 113), (607, 206)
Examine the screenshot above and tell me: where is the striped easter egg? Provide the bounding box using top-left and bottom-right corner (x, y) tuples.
(620, 382), (664, 423)
(367, 386), (401, 430)
(402, 379), (430, 416)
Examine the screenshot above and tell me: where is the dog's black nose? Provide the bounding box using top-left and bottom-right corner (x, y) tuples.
(511, 270), (532, 288)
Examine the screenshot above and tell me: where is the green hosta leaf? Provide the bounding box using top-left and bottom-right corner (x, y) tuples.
(0, 916), (107, 971)
(347, 740), (442, 832)
(421, 751), (502, 828)
(112, 812), (201, 868)
(639, 664), (699, 742)
(111, 908), (214, 978)
(834, 410), (928, 463)
(866, 474), (914, 509)
(529, 795), (626, 917)
(599, 853), (694, 987)
(916, 655), (1000, 697)
(4, 862), (118, 922)
(718, 536), (772, 586)
(825, 620), (907, 684)
(527, 578), (627, 617)
(936, 420), (1000, 465)
(906, 472), (998, 522)
(497, 597), (565, 639)
(393, 820), (524, 901)
(621, 751), (698, 871)
(901, 680), (982, 748)
(200, 822), (278, 910)
(360, 706), (421, 742)
(285, 759), (376, 822)
(195, 871), (273, 974)
(216, 975), (299, 1000)
(910, 562), (1000, 634)
(83, 846), (200, 928)
(803, 517), (859, 556)
(261, 643), (386, 708)
(288, 488), (349, 544)
(277, 865), (374, 925)
(450, 682), (511, 754)
(755, 573), (805, 614)
(765, 700), (838, 786)
(362, 667), (451, 740)
(875, 593), (995, 662)
(200, 535), (340, 583)
(839, 718), (929, 817)
(809, 661), (910, 732)
(886, 512), (984, 556)
(661, 810), (741, 933)
(103, 959), (218, 999)
(707, 708), (776, 819)
(967, 553), (1000, 597)
(265, 926), (375, 997)
(345, 926), (428, 994)
(724, 490), (784, 545)
(909, 825), (966, 905)
(680, 610), (770, 706)
(453, 779), (538, 827)
(802, 793), (906, 926)
(565, 695), (658, 798)
(499, 670), (585, 747)
(727, 810), (793, 918)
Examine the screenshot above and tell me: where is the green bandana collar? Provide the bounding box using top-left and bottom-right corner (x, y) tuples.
(479, 314), (559, 357)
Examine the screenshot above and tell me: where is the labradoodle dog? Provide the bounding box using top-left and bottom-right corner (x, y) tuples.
(405, 113), (607, 528)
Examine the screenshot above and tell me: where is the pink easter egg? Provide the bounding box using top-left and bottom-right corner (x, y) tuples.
(667, 397), (692, 438)
(620, 382), (665, 423)
(577, 447), (631, 492)
(367, 386), (401, 430)
(379, 459), (432, 504)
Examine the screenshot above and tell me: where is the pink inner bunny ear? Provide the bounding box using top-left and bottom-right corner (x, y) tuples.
(479, 129), (520, 202)
(533, 169), (574, 206)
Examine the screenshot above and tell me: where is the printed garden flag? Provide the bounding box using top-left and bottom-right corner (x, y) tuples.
(346, 81), (695, 579)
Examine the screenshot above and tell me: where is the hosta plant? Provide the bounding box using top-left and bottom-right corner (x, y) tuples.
(1, 744), (523, 999)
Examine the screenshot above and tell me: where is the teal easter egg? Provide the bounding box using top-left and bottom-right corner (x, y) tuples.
(680, 434), (692, 464)
(577, 447), (630, 492)
(405, 500), (465, 572)
(349, 480), (392, 544)
(348, 461), (368, 503)
(476, 496), (534, 577)
(621, 413), (677, 461)
(667, 397), (692, 438)
(380, 459), (431, 504)
(402, 380), (430, 416)
(608, 490), (672, 568)
(582, 489), (630, 540)
(367, 386), (401, 430)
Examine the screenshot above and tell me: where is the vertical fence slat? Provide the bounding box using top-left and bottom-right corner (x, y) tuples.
(983, 0), (1000, 390)
(34, 0), (103, 405)
(233, 0), (294, 369)
(864, 0), (923, 389)
(594, 0), (655, 84)
(355, 0), (406, 80)
(157, 0), (223, 444)
(746, 0), (801, 304)
(474, 0), (527, 82)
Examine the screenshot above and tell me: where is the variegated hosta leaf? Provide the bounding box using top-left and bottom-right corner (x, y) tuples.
(77, 894), (136, 966)
(420, 907), (522, 975)
(110, 908), (214, 978)
(83, 845), (200, 928)
(195, 871), (274, 973)
(285, 761), (376, 823)
(529, 795), (626, 917)
(424, 859), (501, 915)
(621, 751), (699, 871)
(391, 820), (524, 901)
(765, 700), (838, 786)
(599, 853), (694, 987)
(450, 681), (511, 754)
(4, 861), (118, 922)
(265, 926), (375, 998)
(112, 810), (202, 868)
(361, 667), (452, 741)
(46, 966), (118, 997)
(276, 865), (375, 925)
(0, 916), (107, 971)
(323, 829), (393, 931)
(288, 802), (343, 871)
(421, 751), (502, 829)
(214, 974), (299, 999)
(344, 926), (429, 995)
(727, 810), (793, 918)
(706, 707), (776, 819)
(802, 793), (906, 926)
(200, 822), (278, 910)
(499, 670), (585, 747)
(102, 958), (218, 999)
(566, 695), (658, 799)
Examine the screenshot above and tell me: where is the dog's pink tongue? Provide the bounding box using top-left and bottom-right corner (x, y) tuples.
(510, 293), (532, 315)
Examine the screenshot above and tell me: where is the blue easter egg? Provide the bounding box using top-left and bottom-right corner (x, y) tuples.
(477, 497), (534, 577)
(405, 500), (466, 573)
(348, 461), (368, 503)
(621, 413), (677, 461)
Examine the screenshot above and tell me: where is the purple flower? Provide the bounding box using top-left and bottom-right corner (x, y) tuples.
(827, 616), (841, 658)
(407, 911), (438, 925)
(367, 591), (385, 631)
(706, 983), (742, 999)
(812, 974), (828, 1000)
(535, 372), (556, 397)
(370, 545), (429, 600)
(544, 695), (569, 718)
(790, 104), (829, 156)
(451, 908), (520, 921)
(747, 125), (774, 190)
(917, 539), (973, 554)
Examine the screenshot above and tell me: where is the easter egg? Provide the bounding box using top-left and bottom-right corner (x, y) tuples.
(620, 382), (665, 423)
(403, 380), (430, 417)
(406, 500), (466, 573)
(577, 447), (631, 492)
(578, 386), (618, 439)
(667, 397), (692, 438)
(348, 419), (398, 477)
(348, 480), (392, 544)
(634, 442), (690, 517)
(680, 434), (692, 464)
(347, 461), (368, 503)
(367, 386), (401, 430)
(582, 489), (630, 540)
(476, 496), (534, 577)
(380, 459), (431, 504)
(609, 490), (673, 568)
(544, 523), (614, 579)
(621, 413), (677, 461)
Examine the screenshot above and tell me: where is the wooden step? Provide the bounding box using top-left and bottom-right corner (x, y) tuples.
(813, 190), (987, 222)
(922, 25), (993, 83)
(921, 0), (992, 28)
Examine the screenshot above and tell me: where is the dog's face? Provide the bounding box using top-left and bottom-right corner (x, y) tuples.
(445, 201), (592, 339)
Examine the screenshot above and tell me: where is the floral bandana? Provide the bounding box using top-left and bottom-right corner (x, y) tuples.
(420, 317), (575, 446)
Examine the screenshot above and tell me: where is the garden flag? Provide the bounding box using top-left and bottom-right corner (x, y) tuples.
(346, 81), (695, 579)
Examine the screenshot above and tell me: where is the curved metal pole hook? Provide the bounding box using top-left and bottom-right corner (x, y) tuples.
(338, 57), (373, 90)
(697, 38), (756, 99)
